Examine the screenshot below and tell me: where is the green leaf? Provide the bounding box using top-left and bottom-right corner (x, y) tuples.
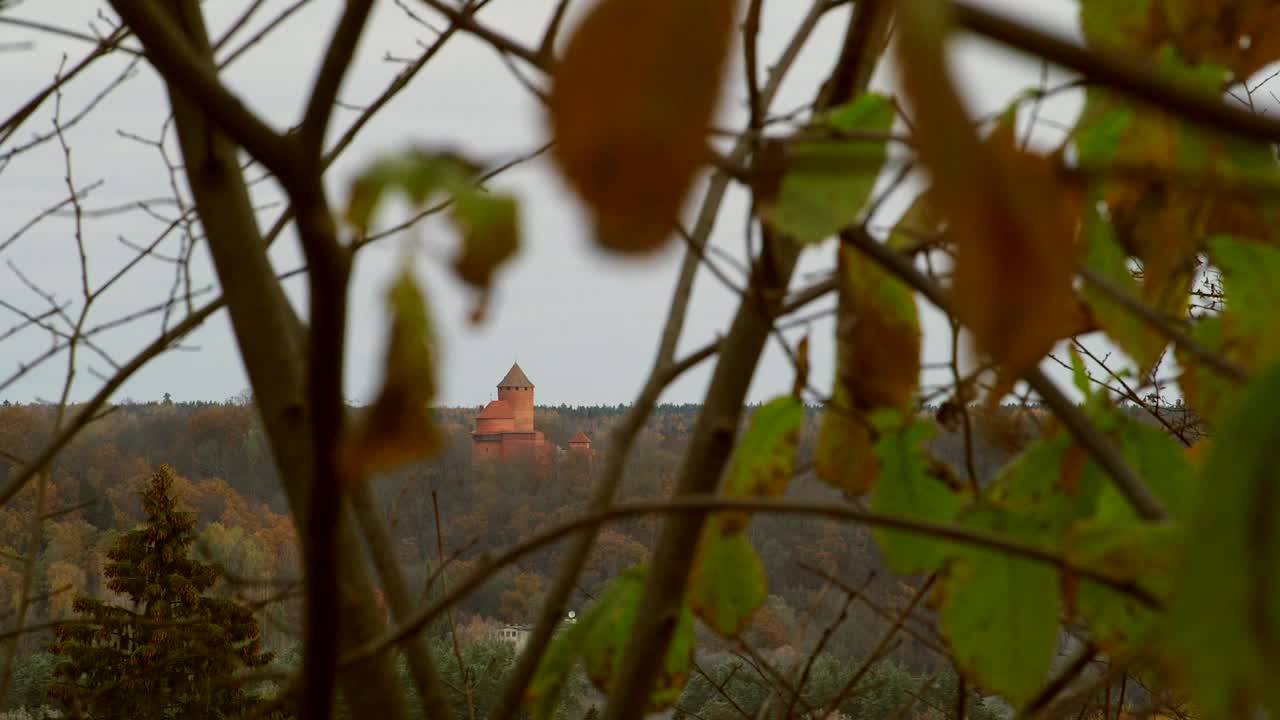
(870, 417), (965, 574)
(1209, 235), (1280, 355)
(887, 191), (936, 251)
(1179, 238), (1280, 423)
(345, 149), (521, 319)
(690, 532), (767, 637)
(1079, 0), (1153, 51)
(1089, 419), (1194, 524)
(1082, 200), (1167, 375)
(449, 189), (520, 323)
(1165, 361), (1280, 719)
(450, 191), (519, 291)
(1065, 519), (1179, 656)
(526, 610), (596, 720)
(764, 93), (895, 244)
(1069, 344), (1096, 404)
(579, 566), (696, 710)
(579, 567), (645, 691)
(721, 396), (803, 531)
(939, 505), (1060, 708)
(1155, 46), (1229, 91)
(1177, 315), (1232, 424)
(844, 244), (918, 332)
(991, 433), (1101, 539)
(1074, 102), (1134, 166)
(346, 151), (474, 232)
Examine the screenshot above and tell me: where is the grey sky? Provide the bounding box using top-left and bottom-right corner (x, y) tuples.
(1, 0), (1086, 409)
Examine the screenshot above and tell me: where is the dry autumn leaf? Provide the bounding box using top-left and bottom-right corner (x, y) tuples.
(815, 245), (920, 495)
(548, 0), (737, 253)
(895, 0), (1081, 400)
(837, 245), (920, 413)
(344, 269), (441, 480)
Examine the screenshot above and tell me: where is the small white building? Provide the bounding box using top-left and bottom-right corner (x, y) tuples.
(496, 624), (533, 652)
(495, 612), (576, 652)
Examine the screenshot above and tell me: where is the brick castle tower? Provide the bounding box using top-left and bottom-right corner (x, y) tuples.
(471, 363), (591, 460)
(497, 363), (534, 431)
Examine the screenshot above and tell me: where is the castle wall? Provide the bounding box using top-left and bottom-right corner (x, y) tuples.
(472, 436), (502, 459)
(476, 416), (515, 434)
(500, 431), (539, 454)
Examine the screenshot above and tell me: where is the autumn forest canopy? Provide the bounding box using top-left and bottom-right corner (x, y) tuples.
(1, 0), (1279, 719)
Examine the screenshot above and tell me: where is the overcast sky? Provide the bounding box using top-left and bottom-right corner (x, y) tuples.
(0, 0), (1086, 408)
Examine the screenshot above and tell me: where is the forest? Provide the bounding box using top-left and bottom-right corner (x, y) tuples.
(0, 397), (1194, 717)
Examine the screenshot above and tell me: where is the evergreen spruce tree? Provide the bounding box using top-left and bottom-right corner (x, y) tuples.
(48, 465), (279, 719)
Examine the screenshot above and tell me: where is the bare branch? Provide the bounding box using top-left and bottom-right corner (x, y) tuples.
(1080, 266), (1248, 384)
(107, 0), (295, 179)
(299, 0), (376, 161)
(951, 1), (1280, 144)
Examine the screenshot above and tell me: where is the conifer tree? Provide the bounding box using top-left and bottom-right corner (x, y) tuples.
(47, 465), (278, 719)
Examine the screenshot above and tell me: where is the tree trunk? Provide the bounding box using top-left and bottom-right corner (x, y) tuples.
(135, 3), (412, 717)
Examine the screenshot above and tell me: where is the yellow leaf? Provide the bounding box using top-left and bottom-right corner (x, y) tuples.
(548, 0), (737, 252)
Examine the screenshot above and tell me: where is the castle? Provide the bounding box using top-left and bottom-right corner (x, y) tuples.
(471, 363), (592, 460)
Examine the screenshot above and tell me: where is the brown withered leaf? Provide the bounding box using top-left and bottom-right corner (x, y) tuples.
(815, 245), (921, 495)
(968, 121), (1083, 397)
(345, 269), (440, 480)
(548, 0), (737, 252)
(840, 246), (920, 412)
(895, 0), (1081, 401)
(1119, 184), (1201, 320)
(815, 394), (877, 495)
(977, 405), (1034, 455)
(1060, 443), (1089, 495)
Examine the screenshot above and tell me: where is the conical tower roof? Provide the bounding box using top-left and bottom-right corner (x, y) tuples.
(498, 362), (534, 389)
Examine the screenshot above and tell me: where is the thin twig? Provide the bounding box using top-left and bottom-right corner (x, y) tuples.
(820, 576), (936, 718)
(1080, 267), (1248, 384)
(342, 494), (1161, 668)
